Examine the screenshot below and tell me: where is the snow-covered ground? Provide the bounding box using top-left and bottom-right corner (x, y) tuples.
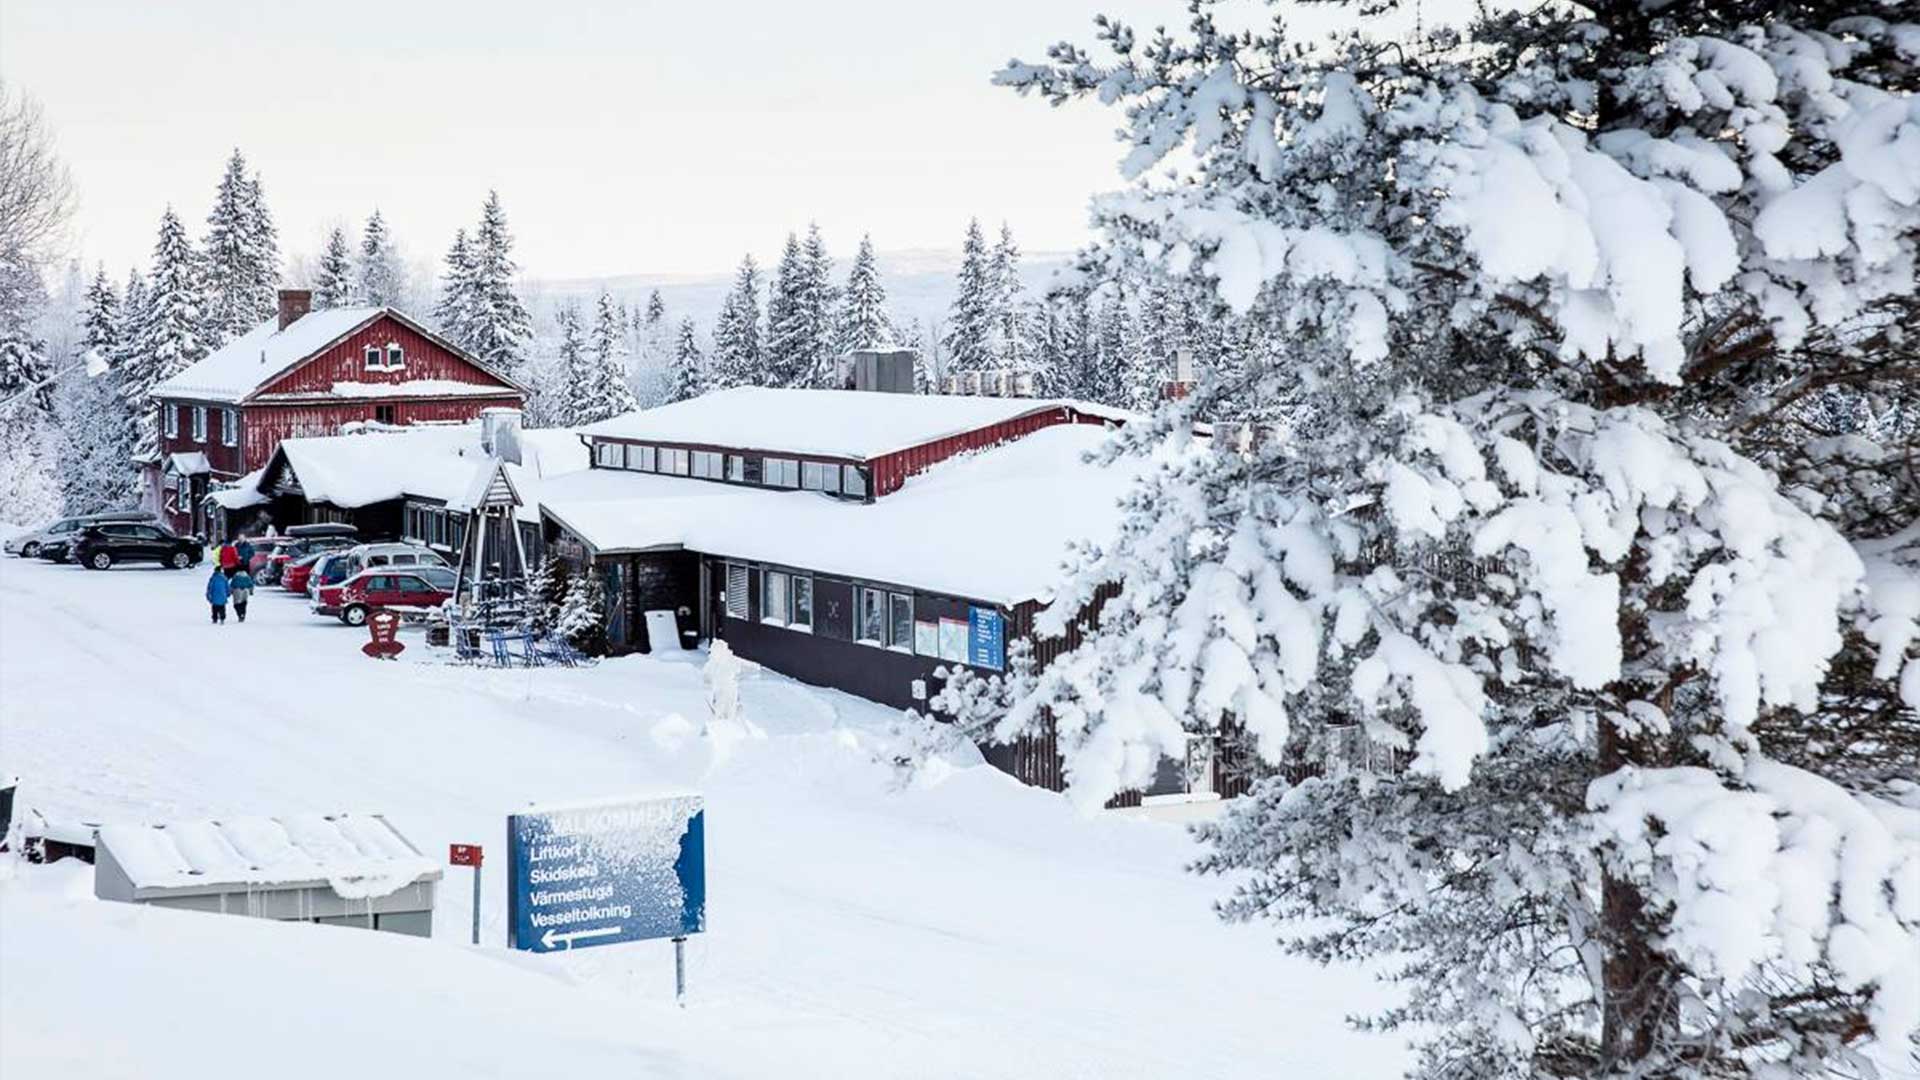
(0, 552), (1405, 1078)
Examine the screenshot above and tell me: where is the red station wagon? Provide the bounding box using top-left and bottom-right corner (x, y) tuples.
(322, 566), (458, 626)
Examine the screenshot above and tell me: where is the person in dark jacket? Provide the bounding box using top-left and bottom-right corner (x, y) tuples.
(229, 568), (254, 622)
(235, 536), (256, 571)
(206, 567), (231, 624)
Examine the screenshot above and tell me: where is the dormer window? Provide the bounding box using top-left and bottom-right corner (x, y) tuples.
(364, 345), (381, 369)
(385, 343), (405, 369)
(364, 343), (405, 370)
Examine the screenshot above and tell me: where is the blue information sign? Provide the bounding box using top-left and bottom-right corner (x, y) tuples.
(507, 794), (706, 953)
(967, 606), (1004, 670)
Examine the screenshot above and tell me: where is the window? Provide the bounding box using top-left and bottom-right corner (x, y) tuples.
(801, 461), (838, 491)
(364, 345), (381, 369)
(163, 405), (179, 438)
(762, 570), (790, 624)
(661, 448), (690, 475)
(385, 343), (404, 369)
(374, 405), (396, 425)
(221, 409), (238, 447)
(724, 563), (749, 619)
(842, 466), (867, 498)
(792, 576), (813, 628)
(594, 441), (623, 468)
(191, 406), (207, 442)
(691, 450), (723, 480)
(889, 593), (913, 651)
(855, 586), (912, 648)
(625, 444), (655, 472)
(726, 455), (745, 482)
(763, 457), (798, 488)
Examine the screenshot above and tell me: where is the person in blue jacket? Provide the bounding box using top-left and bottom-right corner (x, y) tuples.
(206, 566), (231, 624)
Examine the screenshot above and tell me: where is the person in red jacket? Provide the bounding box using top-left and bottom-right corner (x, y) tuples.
(217, 539), (241, 576)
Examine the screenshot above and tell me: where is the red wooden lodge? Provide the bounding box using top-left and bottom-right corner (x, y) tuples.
(141, 290), (526, 536)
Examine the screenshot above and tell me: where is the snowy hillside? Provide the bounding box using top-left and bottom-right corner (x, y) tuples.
(0, 554), (1405, 1079)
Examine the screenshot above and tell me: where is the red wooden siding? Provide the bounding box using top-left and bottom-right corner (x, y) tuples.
(237, 395), (519, 474)
(256, 314), (518, 398)
(868, 406), (1113, 497)
(156, 400), (246, 477)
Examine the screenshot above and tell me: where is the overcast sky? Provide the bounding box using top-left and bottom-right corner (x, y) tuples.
(5, 0), (1427, 282)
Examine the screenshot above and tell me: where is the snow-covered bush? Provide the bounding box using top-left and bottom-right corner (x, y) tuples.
(985, 1), (1920, 1074)
(555, 571), (606, 656)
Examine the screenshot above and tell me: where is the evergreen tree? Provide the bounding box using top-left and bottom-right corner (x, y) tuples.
(764, 232), (809, 386)
(466, 192), (533, 375)
(111, 268), (146, 373)
(550, 303), (589, 427)
(836, 233), (893, 357)
(356, 209), (402, 307)
(556, 571), (607, 655)
(666, 316), (705, 403)
(312, 226), (356, 309)
(941, 219), (996, 375)
(122, 208), (209, 462)
(579, 289), (637, 423)
(627, 289), (674, 408)
(60, 267), (136, 513)
(708, 254), (762, 389)
(1092, 291), (1139, 408)
(798, 224), (838, 387)
(432, 228), (476, 344)
(644, 289), (665, 327)
(989, 223), (1033, 374)
(975, 8), (1920, 1076)
(201, 149), (279, 342)
(0, 249), (49, 401)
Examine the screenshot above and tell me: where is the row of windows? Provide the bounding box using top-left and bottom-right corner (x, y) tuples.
(403, 504), (466, 551)
(364, 343), (406, 370)
(723, 563), (929, 656)
(594, 441), (868, 498)
(163, 404), (238, 448)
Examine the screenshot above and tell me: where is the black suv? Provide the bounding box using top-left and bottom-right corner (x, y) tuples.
(73, 523), (204, 570)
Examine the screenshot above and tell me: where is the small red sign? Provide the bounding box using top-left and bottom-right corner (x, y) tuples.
(450, 843), (483, 867)
(362, 609), (405, 659)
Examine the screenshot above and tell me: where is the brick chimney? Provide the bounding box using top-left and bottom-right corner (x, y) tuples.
(277, 289), (313, 331)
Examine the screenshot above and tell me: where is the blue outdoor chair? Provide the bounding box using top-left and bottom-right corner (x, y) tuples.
(487, 630), (514, 667)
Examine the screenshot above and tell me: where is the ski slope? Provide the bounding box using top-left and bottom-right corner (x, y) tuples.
(0, 552), (1406, 1078)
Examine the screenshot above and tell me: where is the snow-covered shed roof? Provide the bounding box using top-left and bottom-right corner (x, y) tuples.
(540, 424), (1155, 606)
(264, 422), (588, 521)
(149, 307), (524, 404)
(95, 813), (439, 898)
(579, 387), (1129, 461)
(164, 451), (211, 477)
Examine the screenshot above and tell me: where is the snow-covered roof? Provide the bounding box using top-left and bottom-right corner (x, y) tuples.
(165, 451), (210, 477)
(266, 422), (589, 521)
(209, 467), (270, 510)
(579, 387), (1128, 461)
(253, 378), (520, 402)
(149, 307), (385, 403)
(540, 424), (1153, 605)
(95, 812), (439, 898)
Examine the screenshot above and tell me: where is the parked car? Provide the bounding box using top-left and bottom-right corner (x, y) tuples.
(72, 522), (204, 570)
(337, 542), (449, 578)
(280, 550), (332, 593)
(318, 566), (457, 623)
(306, 552), (359, 598)
(247, 537), (298, 580)
(263, 535), (357, 587)
(6, 511), (155, 561)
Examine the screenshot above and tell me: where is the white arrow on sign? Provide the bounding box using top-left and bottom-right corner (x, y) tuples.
(542, 925), (622, 950)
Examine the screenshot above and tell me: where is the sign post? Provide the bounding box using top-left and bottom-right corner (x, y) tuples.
(450, 843), (484, 945)
(363, 609), (404, 660)
(507, 795), (706, 998)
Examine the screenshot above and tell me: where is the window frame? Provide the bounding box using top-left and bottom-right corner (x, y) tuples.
(625, 444), (655, 472)
(385, 342), (405, 369)
(764, 457), (799, 488)
(221, 408), (238, 447)
(761, 569), (790, 625)
(791, 575), (813, 630)
(363, 345), (382, 370)
(888, 592), (914, 653)
(190, 405), (207, 442)
(724, 562), (749, 619)
(163, 404), (179, 438)
(855, 586), (887, 645)
(662, 448), (690, 476)
(841, 465), (867, 499)
(373, 404), (396, 426)
(691, 450), (723, 480)
(594, 441), (623, 468)
(726, 455), (745, 482)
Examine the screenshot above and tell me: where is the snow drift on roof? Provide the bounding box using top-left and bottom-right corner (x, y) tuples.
(540, 424), (1153, 605)
(149, 308), (383, 403)
(579, 387), (1128, 461)
(271, 422), (589, 520)
(96, 812), (438, 898)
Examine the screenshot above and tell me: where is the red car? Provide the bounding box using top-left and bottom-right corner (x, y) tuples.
(322, 566), (458, 626)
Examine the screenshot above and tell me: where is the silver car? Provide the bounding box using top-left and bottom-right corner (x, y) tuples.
(6, 511), (156, 559)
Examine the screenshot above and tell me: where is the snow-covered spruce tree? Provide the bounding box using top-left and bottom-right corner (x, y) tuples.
(667, 316), (705, 403)
(201, 149), (279, 342)
(312, 226), (356, 309)
(432, 228), (476, 345)
(582, 289), (637, 423)
(966, 4), (1920, 1076)
(942, 218), (998, 375)
(59, 266), (136, 513)
(764, 231), (809, 386)
(0, 246), (50, 402)
(122, 208), (209, 462)
(989, 222), (1036, 376)
(836, 233), (894, 358)
(466, 193), (534, 377)
(556, 570), (607, 656)
(1089, 289), (1139, 408)
(356, 209), (403, 308)
(547, 303), (589, 427)
(709, 254), (763, 389)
